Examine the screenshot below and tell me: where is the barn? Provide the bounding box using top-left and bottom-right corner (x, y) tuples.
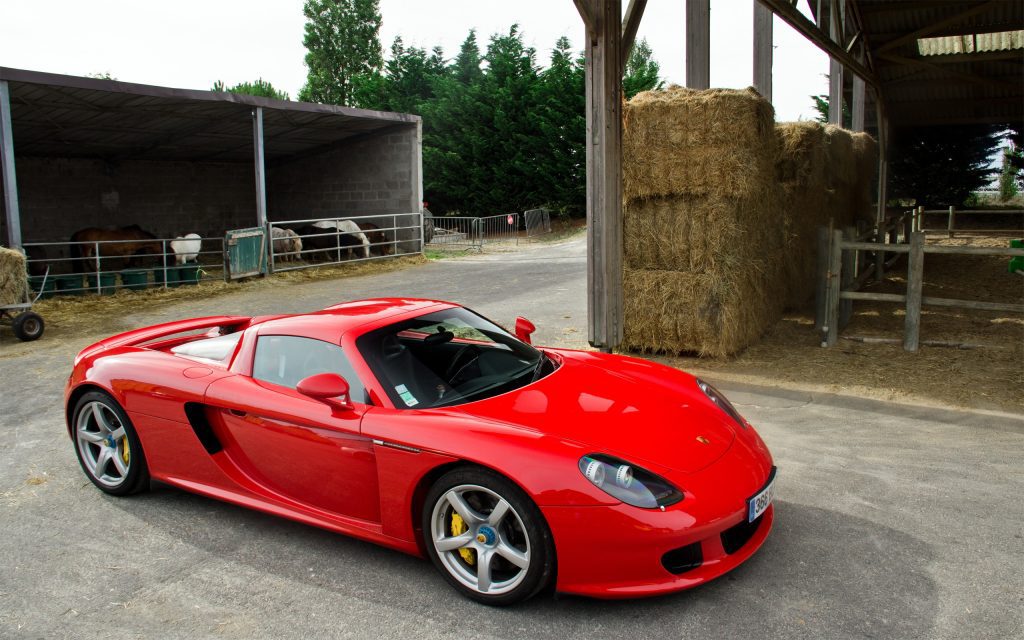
(0, 67), (422, 274)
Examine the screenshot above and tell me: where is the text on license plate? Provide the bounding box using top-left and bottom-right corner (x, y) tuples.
(747, 474), (775, 523)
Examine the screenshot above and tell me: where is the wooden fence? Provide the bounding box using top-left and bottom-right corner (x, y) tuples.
(817, 222), (1024, 352)
(918, 206), (1024, 238)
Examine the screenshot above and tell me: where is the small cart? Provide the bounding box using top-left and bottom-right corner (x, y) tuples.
(1, 268), (46, 342)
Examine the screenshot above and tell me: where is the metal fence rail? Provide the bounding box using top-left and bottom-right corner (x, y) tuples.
(918, 206), (1024, 238)
(23, 236), (224, 297)
(267, 213), (423, 273)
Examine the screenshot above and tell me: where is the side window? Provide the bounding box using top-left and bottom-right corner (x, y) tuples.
(253, 335), (366, 402)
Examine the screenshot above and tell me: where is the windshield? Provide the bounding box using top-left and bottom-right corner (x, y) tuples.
(357, 307), (548, 409)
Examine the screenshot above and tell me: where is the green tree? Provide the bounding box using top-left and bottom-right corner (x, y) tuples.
(534, 36), (586, 217)
(298, 0), (382, 106)
(998, 144), (1020, 202)
(354, 37), (447, 113)
(889, 125), (1003, 207)
(622, 38), (663, 99)
(212, 78), (290, 100)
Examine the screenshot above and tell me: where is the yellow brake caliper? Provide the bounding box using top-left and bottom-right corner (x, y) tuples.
(450, 513), (476, 565)
(121, 438), (130, 465)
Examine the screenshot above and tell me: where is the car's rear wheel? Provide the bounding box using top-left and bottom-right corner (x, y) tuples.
(72, 391), (149, 496)
(423, 467), (555, 605)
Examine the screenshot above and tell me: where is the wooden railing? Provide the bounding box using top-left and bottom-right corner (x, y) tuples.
(818, 228), (1024, 352)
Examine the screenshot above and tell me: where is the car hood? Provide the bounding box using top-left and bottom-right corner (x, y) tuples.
(460, 350), (737, 474)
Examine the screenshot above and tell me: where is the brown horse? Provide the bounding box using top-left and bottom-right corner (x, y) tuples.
(70, 226), (163, 273)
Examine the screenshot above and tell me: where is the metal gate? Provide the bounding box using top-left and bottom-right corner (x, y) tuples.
(224, 227), (266, 280)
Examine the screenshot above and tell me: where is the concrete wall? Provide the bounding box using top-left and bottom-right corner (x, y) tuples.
(267, 124), (420, 221)
(1, 157), (256, 245)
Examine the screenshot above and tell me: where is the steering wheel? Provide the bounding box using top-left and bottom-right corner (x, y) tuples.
(445, 344), (480, 385)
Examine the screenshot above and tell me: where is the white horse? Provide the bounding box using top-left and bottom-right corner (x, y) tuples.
(312, 219), (370, 259)
(271, 227), (302, 262)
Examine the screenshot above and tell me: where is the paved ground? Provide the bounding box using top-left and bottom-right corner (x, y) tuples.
(1, 237), (1021, 639)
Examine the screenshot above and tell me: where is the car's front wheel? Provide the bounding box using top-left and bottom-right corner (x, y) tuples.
(72, 391), (149, 496)
(423, 467), (555, 605)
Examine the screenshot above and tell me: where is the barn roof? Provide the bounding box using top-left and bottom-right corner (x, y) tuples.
(846, 0), (1023, 127)
(0, 66), (420, 163)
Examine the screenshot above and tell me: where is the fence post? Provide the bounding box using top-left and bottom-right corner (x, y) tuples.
(814, 226), (829, 331)
(840, 227), (856, 329)
(947, 205), (955, 238)
(875, 222), (886, 281)
(266, 223), (276, 274)
(904, 231), (925, 352)
(823, 228), (843, 347)
(94, 241), (101, 294)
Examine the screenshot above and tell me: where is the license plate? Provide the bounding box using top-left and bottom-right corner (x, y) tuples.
(747, 469), (776, 522)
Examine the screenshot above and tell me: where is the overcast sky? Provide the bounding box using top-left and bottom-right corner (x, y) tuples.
(0, 0), (828, 121)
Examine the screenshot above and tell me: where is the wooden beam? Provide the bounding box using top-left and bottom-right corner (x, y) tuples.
(584, 0), (624, 351)
(878, 52), (1024, 90)
(753, 0), (774, 101)
(573, 0), (599, 32)
(621, 0), (648, 71)
(875, 1), (1003, 55)
(686, 0), (710, 89)
(0, 80), (21, 249)
(758, 0), (879, 88)
(828, 0), (845, 125)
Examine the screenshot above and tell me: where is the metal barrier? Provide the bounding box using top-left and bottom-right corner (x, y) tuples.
(427, 213), (524, 251)
(22, 236), (225, 297)
(918, 206), (1023, 238)
(267, 213), (423, 273)
(524, 208), (552, 238)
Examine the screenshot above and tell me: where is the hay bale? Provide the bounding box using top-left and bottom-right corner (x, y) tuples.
(622, 87), (785, 356)
(623, 265), (781, 358)
(623, 87), (777, 200)
(0, 247), (29, 306)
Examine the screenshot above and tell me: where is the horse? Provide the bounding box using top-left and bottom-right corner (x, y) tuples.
(70, 226), (163, 273)
(357, 222), (392, 256)
(270, 227), (302, 262)
(312, 220), (370, 259)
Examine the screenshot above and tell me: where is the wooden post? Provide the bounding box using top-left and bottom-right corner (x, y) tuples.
(840, 226), (855, 329)
(852, 74), (865, 131)
(874, 228), (885, 281)
(828, 0), (845, 126)
(824, 228), (844, 347)
(685, 0), (710, 89)
(0, 80), (21, 249)
(815, 225), (830, 331)
(753, 1), (773, 102)
(874, 102), (888, 229)
(947, 205), (955, 238)
(580, 0), (624, 351)
(904, 231), (925, 352)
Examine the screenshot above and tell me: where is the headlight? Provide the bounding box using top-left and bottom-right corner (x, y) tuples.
(578, 454), (683, 509)
(696, 378), (747, 429)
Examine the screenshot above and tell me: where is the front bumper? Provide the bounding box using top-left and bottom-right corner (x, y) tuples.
(542, 501), (773, 598)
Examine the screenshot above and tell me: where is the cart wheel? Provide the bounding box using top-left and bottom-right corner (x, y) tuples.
(12, 311), (44, 342)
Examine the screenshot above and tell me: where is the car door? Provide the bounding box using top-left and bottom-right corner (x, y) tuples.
(204, 334), (380, 524)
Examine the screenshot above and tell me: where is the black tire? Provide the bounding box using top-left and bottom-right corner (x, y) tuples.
(12, 311), (44, 341)
(422, 467), (555, 606)
(71, 391), (149, 496)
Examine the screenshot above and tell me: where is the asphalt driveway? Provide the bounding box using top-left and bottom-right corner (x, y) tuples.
(0, 236), (1021, 639)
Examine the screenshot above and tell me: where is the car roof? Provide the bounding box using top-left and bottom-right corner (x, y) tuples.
(253, 298), (454, 343)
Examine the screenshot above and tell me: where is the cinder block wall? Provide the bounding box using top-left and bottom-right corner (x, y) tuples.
(2, 157), (256, 246)
(267, 125), (419, 220)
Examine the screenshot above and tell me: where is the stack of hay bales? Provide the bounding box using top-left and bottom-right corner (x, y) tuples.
(0, 247), (29, 306)
(622, 87), (786, 357)
(774, 122), (877, 306)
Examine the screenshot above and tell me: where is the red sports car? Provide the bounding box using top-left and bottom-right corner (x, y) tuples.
(66, 298), (775, 605)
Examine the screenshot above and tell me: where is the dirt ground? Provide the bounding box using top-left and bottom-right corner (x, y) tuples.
(668, 233), (1023, 414)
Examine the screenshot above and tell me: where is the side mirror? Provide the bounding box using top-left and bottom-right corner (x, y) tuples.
(515, 316), (536, 345)
(297, 373), (353, 411)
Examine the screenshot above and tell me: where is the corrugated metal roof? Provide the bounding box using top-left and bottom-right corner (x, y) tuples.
(0, 67), (419, 163)
(917, 29), (1024, 56)
(854, 0), (1024, 127)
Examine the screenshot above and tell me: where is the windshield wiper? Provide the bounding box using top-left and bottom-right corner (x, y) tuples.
(530, 352), (548, 382)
